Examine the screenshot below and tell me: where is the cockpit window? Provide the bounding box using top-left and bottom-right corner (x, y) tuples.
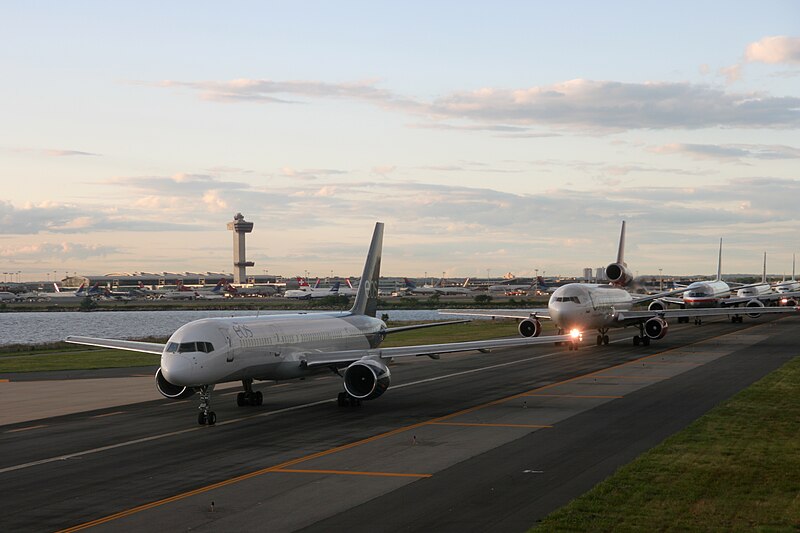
(168, 341), (214, 353)
(554, 296), (580, 303)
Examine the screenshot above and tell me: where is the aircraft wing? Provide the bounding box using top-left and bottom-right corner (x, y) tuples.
(383, 319), (470, 334)
(301, 334), (571, 368)
(614, 306), (800, 322)
(438, 309), (551, 320)
(65, 336), (165, 355)
(721, 291), (800, 306)
(629, 286), (690, 305)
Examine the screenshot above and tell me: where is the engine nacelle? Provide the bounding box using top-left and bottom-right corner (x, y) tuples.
(644, 317), (668, 340)
(155, 367), (195, 399)
(605, 262), (634, 287)
(518, 318), (542, 338)
(745, 299), (764, 318)
(648, 299), (666, 312)
(343, 358), (391, 400)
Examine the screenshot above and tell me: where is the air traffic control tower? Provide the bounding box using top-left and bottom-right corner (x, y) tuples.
(227, 213), (254, 284)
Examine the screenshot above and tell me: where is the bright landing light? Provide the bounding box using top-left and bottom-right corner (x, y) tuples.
(569, 329), (582, 340)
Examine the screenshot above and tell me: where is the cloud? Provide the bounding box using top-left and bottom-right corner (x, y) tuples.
(7, 147), (101, 157)
(158, 77), (800, 132)
(745, 36), (800, 65)
(0, 200), (205, 235)
(651, 143), (800, 162)
(280, 167), (348, 181)
(0, 242), (118, 259)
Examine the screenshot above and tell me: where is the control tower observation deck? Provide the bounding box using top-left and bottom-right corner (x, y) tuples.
(226, 213), (254, 284)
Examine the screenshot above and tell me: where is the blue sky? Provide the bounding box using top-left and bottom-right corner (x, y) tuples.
(2, 1), (799, 280)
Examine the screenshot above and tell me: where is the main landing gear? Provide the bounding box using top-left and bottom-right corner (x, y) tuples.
(731, 315), (743, 323)
(632, 323), (650, 346)
(236, 378), (264, 407)
(337, 392), (362, 407)
(197, 385), (216, 425)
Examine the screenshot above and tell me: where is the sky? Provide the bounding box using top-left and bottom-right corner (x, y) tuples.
(1, 1), (799, 281)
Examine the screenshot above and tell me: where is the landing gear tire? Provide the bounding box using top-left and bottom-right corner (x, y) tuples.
(596, 335), (603, 346)
(603, 335), (610, 345)
(236, 392), (245, 407)
(198, 412), (207, 425)
(337, 392), (362, 407)
(633, 335), (641, 346)
(694, 317), (702, 326)
(643, 336), (650, 346)
(207, 411), (216, 425)
(255, 390), (263, 405)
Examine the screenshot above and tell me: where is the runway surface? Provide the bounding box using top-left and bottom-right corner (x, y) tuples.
(1, 315), (797, 532)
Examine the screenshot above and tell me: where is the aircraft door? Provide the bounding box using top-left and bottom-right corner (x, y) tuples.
(219, 327), (236, 362)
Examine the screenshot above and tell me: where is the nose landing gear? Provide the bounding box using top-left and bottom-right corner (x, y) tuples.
(197, 385), (216, 425)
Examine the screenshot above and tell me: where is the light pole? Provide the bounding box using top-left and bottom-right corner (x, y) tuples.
(659, 268), (663, 291)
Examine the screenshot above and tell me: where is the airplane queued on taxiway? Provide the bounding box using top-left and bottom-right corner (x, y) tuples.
(67, 223), (573, 425)
(443, 222), (800, 348)
(648, 247), (800, 323)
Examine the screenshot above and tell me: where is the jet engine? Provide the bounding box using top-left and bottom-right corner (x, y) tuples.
(745, 299), (765, 318)
(643, 317), (668, 340)
(518, 318), (542, 338)
(648, 299), (666, 312)
(343, 358), (391, 400)
(605, 262), (634, 287)
(155, 367), (196, 399)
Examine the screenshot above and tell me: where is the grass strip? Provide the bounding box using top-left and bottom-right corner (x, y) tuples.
(533, 356), (800, 532)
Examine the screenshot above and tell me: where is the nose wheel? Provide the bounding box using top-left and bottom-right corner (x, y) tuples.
(197, 385), (216, 425)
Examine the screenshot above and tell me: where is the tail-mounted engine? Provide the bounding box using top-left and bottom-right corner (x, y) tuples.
(644, 317), (668, 340)
(745, 299), (764, 318)
(518, 318), (542, 338)
(155, 367), (196, 399)
(648, 299), (666, 312)
(605, 262), (634, 287)
(343, 358), (391, 400)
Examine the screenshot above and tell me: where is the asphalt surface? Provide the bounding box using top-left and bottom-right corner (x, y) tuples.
(1, 315), (796, 532)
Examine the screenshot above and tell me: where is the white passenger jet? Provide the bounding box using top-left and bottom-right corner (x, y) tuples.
(773, 254), (800, 300)
(67, 223), (572, 425)
(651, 247), (800, 323)
(443, 222), (800, 347)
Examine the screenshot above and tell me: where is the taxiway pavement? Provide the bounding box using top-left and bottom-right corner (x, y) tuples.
(0, 315), (796, 532)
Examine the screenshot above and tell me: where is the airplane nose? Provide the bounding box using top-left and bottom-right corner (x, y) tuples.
(161, 354), (195, 386)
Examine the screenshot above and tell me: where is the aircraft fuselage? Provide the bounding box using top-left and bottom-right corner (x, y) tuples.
(160, 312), (385, 387)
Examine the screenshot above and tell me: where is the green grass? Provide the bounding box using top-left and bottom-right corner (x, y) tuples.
(0, 319), (535, 373)
(533, 356), (800, 532)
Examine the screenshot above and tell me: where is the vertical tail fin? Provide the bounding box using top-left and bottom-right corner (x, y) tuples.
(763, 252), (767, 284)
(616, 221), (626, 265)
(350, 222), (384, 317)
(793, 254), (796, 282)
(716, 238), (723, 282)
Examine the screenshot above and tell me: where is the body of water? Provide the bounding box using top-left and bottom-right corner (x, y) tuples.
(0, 309), (505, 346)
